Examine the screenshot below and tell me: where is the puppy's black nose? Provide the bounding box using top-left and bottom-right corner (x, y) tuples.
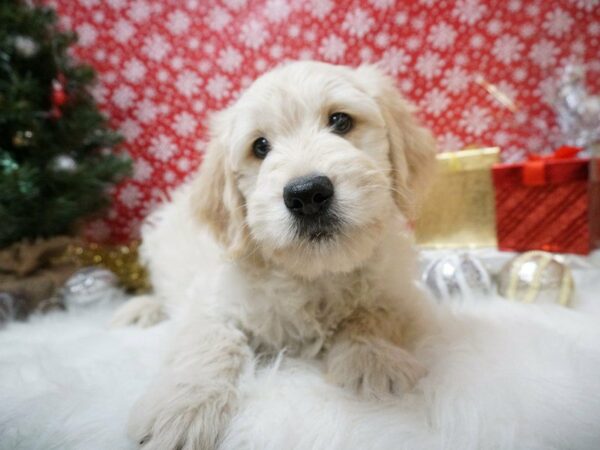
(283, 175), (334, 216)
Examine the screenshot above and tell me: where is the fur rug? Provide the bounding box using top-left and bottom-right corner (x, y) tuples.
(1, 292), (600, 450)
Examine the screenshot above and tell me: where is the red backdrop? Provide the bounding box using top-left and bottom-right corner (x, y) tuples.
(48, 0), (600, 242)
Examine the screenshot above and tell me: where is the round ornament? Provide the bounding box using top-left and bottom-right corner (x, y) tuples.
(61, 267), (123, 308)
(14, 35), (38, 57)
(497, 251), (574, 306)
(12, 130), (33, 147)
(50, 154), (77, 172)
(423, 253), (493, 302)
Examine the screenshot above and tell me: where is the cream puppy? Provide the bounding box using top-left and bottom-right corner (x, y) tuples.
(113, 61), (438, 449)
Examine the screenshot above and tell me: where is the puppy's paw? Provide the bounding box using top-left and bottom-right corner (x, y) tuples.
(129, 380), (235, 450)
(326, 338), (427, 400)
(111, 295), (166, 328)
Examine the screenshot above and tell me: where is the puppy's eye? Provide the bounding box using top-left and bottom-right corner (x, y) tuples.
(252, 137), (271, 159)
(328, 112), (353, 135)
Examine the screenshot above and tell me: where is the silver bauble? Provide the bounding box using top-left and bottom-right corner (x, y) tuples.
(423, 253), (493, 302)
(62, 267), (122, 308)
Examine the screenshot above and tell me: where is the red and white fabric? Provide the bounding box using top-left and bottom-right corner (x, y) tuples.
(47, 0), (600, 242)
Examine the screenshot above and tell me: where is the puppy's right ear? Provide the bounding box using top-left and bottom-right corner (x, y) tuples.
(191, 113), (248, 256)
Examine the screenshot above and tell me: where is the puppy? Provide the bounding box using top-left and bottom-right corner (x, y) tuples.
(114, 61), (438, 449)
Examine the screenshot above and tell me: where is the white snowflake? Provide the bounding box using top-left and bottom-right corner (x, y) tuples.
(399, 78), (414, 94)
(240, 19), (269, 49)
(298, 49), (314, 60)
(170, 57), (184, 70)
(459, 106), (491, 136)
(368, 0), (394, 9)
(569, 0), (599, 12)
(120, 119), (141, 141)
(470, 34), (485, 49)
(507, 0), (521, 12)
(168, 10), (191, 34)
(428, 22), (457, 50)
(270, 44), (284, 58)
(76, 23), (97, 47)
(422, 89), (450, 117)
(406, 37), (421, 51)
(112, 86), (136, 109)
(494, 131), (511, 146)
(452, 0), (487, 25)
(529, 40), (559, 68)
(135, 99), (159, 123)
(133, 158), (153, 181)
(142, 34), (171, 61)
(512, 67), (528, 82)
(207, 75), (232, 99)
(442, 67), (470, 92)
(519, 23), (536, 38)
(123, 58), (146, 83)
(359, 47), (374, 62)
(438, 132), (463, 151)
(543, 8), (574, 37)
(207, 7), (231, 31)
(492, 35), (524, 64)
(118, 184), (142, 208)
(319, 35), (347, 62)
(265, 0), (291, 22)
(112, 19), (134, 43)
(415, 52), (444, 79)
(589, 22), (600, 35)
(149, 135), (178, 162)
(223, 0), (247, 10)
(177, 157), (192, 172)
(128, 0), (152, 22)
(525, 4), (540, 16)
(395, 12), (408, 25)
(217, 46), (242, 72)
(342, 8), (374, 38)
(193, 100), (205, 113)
(488, 19), (503, 35)
(308, 0), (334, 19)
(374, 32), (390, 48)
(107, 0), (125, 9)
(173, 112), (197, 136)
(175, 70), (201, 97)
(164, 170), (177, 184)
(255, 58), (268, 72)
(380, 47), (411, 75)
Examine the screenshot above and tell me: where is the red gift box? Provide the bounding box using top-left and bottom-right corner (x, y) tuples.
(492, 148), (599, 255)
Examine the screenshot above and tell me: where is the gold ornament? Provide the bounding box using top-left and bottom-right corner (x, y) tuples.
(62, 241), (150, 294)
(12, 130), (34, 147)
(497, 251), (574, 307)
(415, 147), (500, 248)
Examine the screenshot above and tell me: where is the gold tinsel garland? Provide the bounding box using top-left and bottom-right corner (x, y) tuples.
(61, 241), (150, 294)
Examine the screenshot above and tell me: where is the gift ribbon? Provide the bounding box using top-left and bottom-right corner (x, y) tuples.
(522, 146), (582, 186)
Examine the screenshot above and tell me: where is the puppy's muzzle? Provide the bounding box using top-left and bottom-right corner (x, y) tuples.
(283, 175), (338, 240)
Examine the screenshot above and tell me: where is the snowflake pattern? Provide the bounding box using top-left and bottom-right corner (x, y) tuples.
(50, 0), (600, 241)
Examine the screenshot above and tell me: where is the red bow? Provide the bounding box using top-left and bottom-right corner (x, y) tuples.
(523, 146), (582, 186)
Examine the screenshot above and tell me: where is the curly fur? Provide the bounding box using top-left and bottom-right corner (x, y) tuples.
(112, 61), (439, 449)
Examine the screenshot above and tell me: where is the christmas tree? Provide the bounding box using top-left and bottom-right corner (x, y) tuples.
(0, 1), (130, 247)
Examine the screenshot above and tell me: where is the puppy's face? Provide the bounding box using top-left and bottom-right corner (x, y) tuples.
(195, 62), (435, 279)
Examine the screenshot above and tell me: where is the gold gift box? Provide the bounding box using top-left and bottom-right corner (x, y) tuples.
(415, 147), (500, 248)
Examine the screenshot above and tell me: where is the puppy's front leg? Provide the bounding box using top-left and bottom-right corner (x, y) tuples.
(325, 308), (427, 400)
(129, 311), (250, 450)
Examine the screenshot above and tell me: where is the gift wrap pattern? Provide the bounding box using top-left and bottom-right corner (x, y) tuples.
(48, 0), (600, 242)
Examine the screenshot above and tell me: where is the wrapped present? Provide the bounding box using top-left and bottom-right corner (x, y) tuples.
(415, 147), (500, 248)
(493, 146), (598, 255)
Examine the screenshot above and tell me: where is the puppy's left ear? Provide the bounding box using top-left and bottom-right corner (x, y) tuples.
(355, 65), (437, 220)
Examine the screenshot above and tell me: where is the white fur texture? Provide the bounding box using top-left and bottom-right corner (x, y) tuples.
(2, 293), (600, 450)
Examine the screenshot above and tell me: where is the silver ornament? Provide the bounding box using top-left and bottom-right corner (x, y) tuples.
(14, 35), (38, 57)
(497, 251), (574, 306)
(51, 155), (78, 172)
(61, 267), (123, 308)
(423, 253), (493, 302)
(555, 65), (600, 149)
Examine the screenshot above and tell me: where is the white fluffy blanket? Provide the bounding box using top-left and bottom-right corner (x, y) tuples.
(1, 277), (600, 449)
